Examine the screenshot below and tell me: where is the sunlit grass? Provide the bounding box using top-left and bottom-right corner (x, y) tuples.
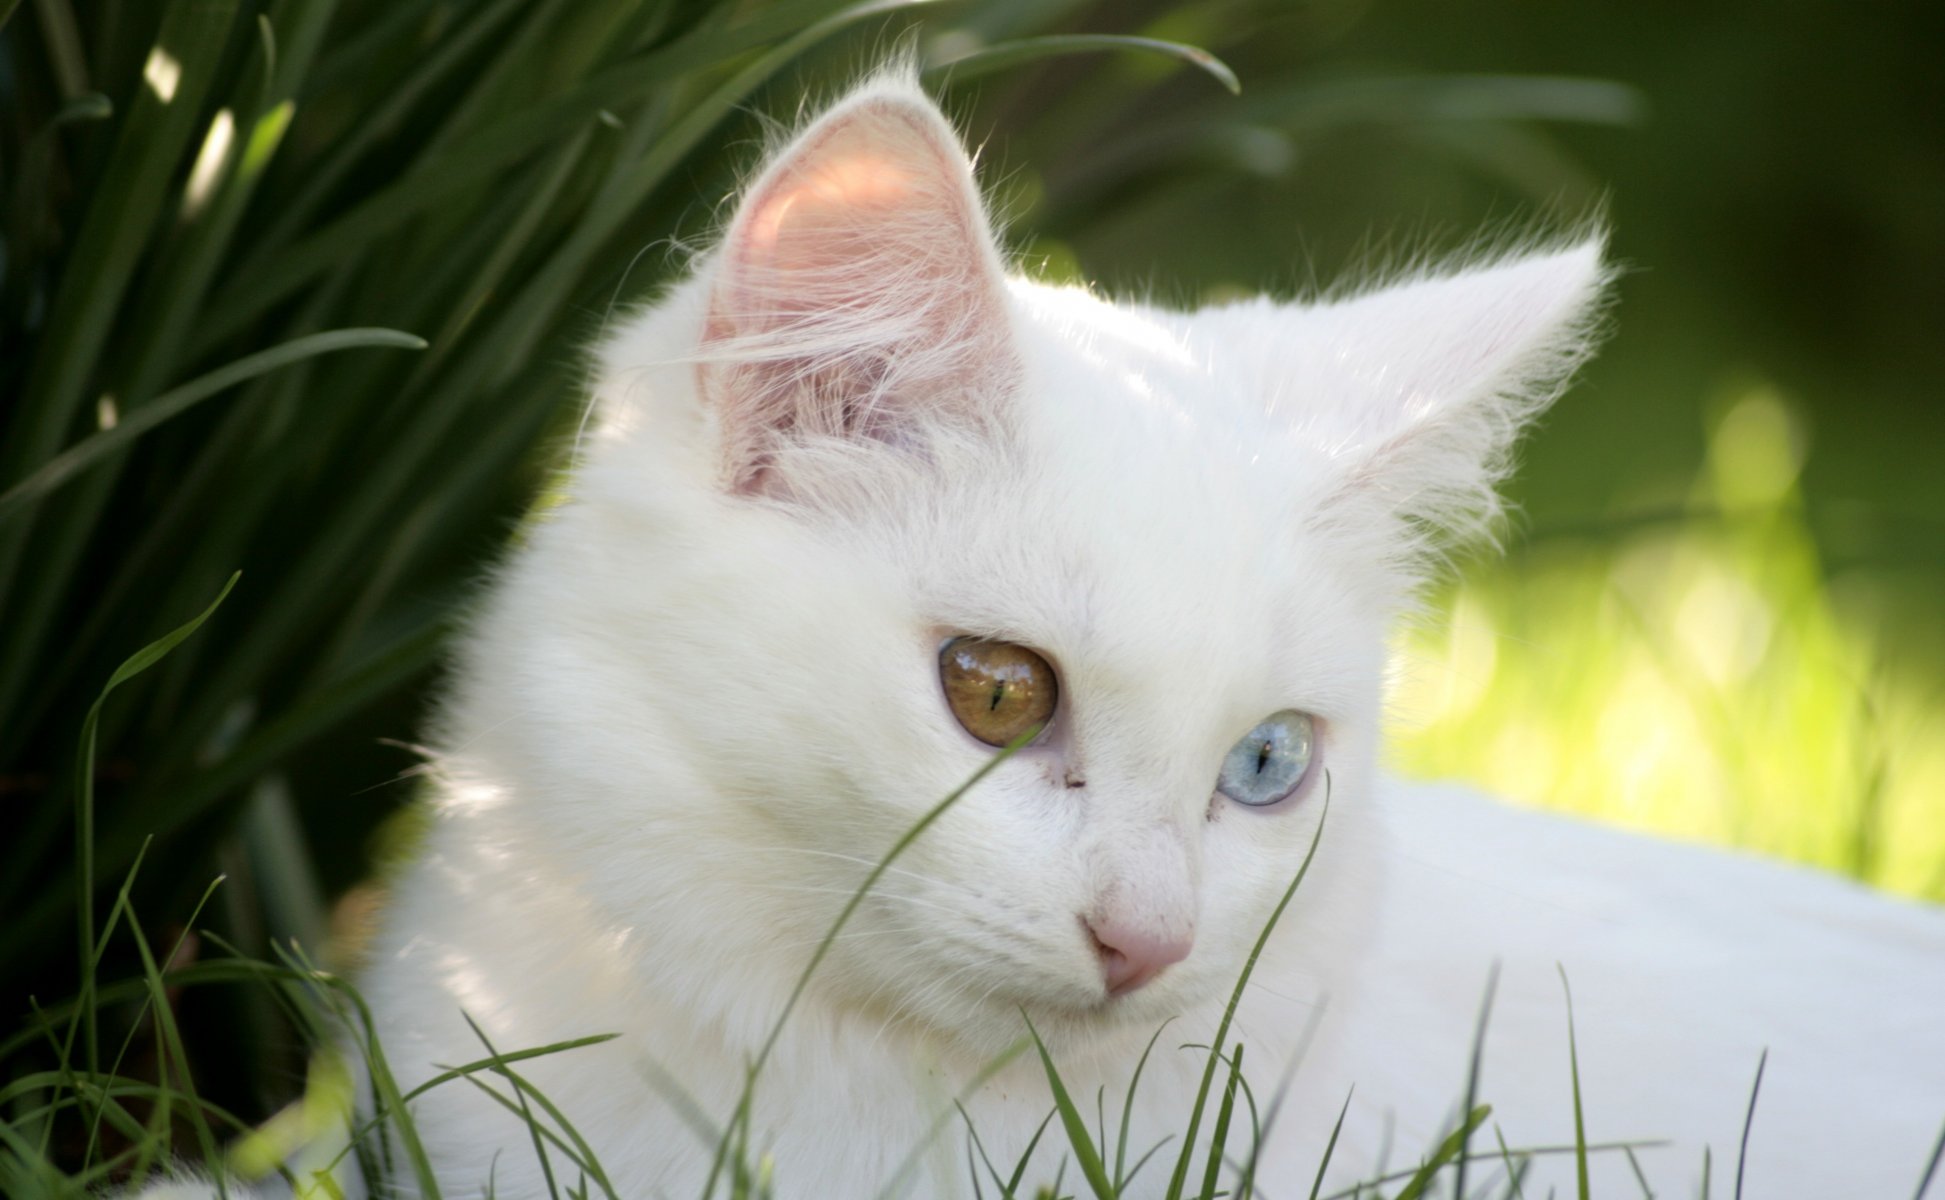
(1392, 385), (1945, 901)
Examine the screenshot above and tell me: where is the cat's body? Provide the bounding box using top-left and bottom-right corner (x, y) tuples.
(179, 74), (1945, 1198)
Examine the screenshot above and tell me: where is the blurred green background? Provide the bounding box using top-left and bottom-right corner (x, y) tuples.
(2, 0), (1940, 1167)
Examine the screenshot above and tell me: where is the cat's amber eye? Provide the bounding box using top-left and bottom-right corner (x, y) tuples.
(939, 637), (1058, 747)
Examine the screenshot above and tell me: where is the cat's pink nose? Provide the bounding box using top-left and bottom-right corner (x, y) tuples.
(1086, 915), (1193, 996)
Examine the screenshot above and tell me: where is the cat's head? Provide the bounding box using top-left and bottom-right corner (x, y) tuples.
(451, 73), (1608, 1058)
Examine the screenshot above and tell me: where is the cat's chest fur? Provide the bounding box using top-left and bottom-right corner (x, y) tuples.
(349, 71), (1945, 1200)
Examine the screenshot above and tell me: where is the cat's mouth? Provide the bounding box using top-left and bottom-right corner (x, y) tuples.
(1038, 958), (1201, 1024)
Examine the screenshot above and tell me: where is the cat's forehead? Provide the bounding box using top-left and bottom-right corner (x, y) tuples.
(880, 285), (1367, 709)
(1001, 284), (1334, 537)
(1007, 283), (1332, 480)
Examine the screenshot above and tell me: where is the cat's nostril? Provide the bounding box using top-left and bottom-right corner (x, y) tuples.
(1085, 916), (1193, 997)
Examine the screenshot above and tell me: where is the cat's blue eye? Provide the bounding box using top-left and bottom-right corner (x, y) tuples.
(1216, 711), (1316, 808)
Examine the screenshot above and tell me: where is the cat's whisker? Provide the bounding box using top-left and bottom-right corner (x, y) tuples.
(708, 924), (942, 973)
(1240, 976), (1309, 1007)
(736, 880), (971, 918)
(867, 957), (999, 1055)
(966, 966), (1026, 1017)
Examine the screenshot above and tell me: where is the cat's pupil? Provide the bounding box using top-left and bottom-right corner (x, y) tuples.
(1256, 741), (1272, 774)
(990, 681), (1005, 712)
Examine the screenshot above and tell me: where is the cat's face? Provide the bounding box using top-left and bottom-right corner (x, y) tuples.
(452, 75), (1605, 1059)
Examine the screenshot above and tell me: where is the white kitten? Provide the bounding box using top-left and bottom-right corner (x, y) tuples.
(281, 72), (1945, 1199)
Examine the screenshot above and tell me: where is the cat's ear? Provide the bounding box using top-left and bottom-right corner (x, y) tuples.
(1303, 240), (1610, 557)
(699, 79), (1015, 494)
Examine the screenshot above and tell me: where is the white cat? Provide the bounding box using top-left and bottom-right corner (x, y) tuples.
(183, 72), (1945, 1198)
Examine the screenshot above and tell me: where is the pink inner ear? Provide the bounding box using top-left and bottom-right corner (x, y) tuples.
(745, 139), (928, 273)
(702, 95), (1012, 494)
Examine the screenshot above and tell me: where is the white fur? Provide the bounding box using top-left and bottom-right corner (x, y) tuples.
(188, 74), (1941, 1199)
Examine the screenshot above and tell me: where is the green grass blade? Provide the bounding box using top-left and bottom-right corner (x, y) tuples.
(461, 1014), (563, 1200)
(1095, 1087), (1108, 1179)
(1307, 1088), (1354, 1200)
(110, 879), (230, 1190)
(70, 574), (237, 1077)
(1389, 1105), (1490, 1200)
(449, 1072), (605, 1190)
(277, 949), (442, 1200)
(1911, 1116), (1945, 1200)
(1621, 1144), (1652, 1198)
(406, 1036), (623, 1106)
(1165, 780), (1331, 1200)
(968, 1122), (995, 1200)
(41, 840), (151, 1165)
(1555, 966), (1590, 1200)
(0, 330), (424, 521)
(1453, 963), (1501, 1200)
(927, 34), (1239, 95)
(34, 845), (146, 1127)
(1492, 1126), (1529, 1200)
(956, 1099), (1038, 1200)
(1114, 1018), (1174, 1189)
(1022, 1013), (1115, 1200)
(1007, 1108), (1060, 1198)
(1039, 73), (1638, 223)
(1733, 1049), (1765, 1200)
(85, 874), (228, 1168)
(1196, 1040), (1243, 1199)
(1172, 73), (1646, 143)
(1119, 1135), (1176, 1194)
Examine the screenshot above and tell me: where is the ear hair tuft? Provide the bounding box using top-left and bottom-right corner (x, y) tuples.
(1302, 237), (1615, 593)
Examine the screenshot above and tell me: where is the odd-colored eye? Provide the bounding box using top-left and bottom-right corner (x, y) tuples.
(1216, 711), (1316, 807)
(940, 637), (1058, 747)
